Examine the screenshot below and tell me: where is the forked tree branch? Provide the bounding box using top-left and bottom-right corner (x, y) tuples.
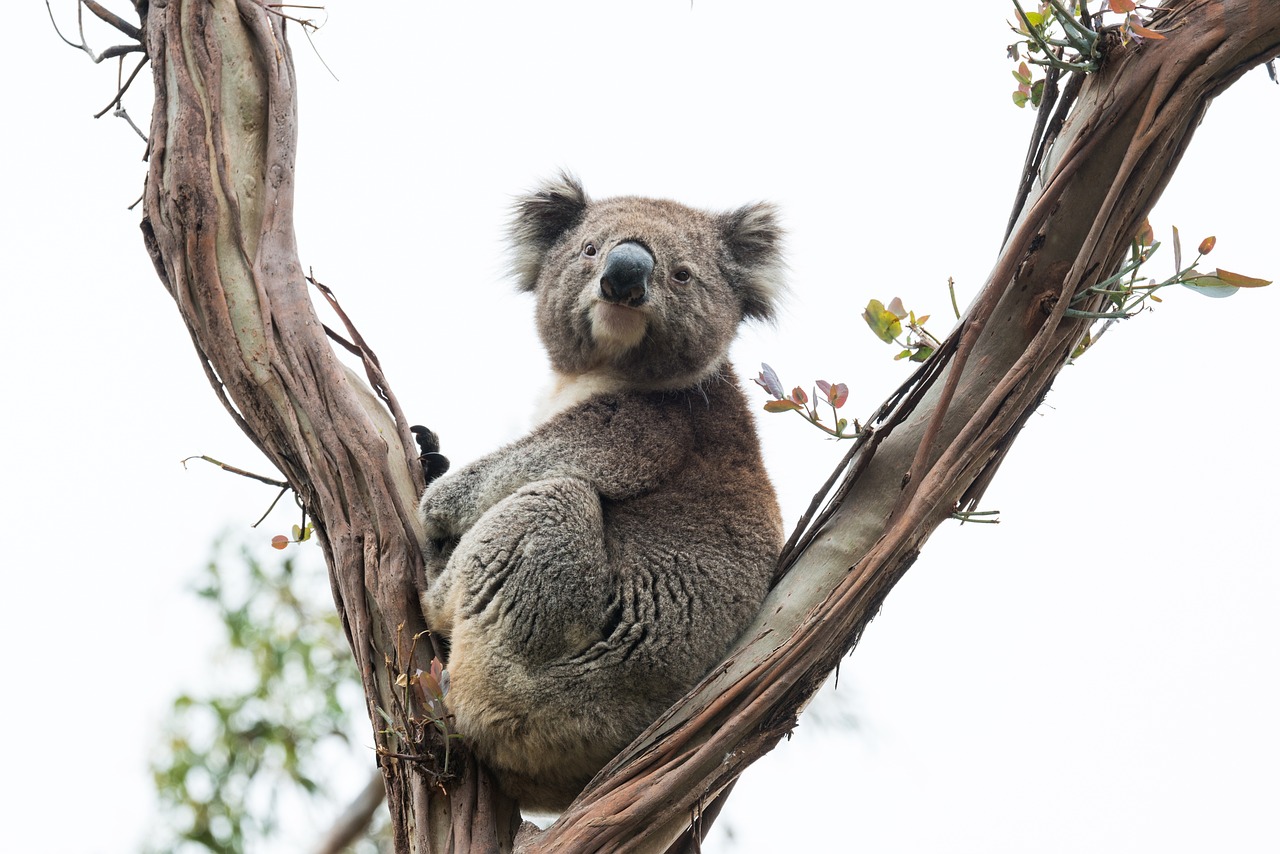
(128, 1), (1279, 852)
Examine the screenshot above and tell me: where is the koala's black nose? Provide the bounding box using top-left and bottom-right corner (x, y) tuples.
(599, 241), (654, 307)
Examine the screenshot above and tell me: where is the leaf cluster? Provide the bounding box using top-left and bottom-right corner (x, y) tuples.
(375, 633), (460, 783)
(862, 296), (942, 363)
(1070, 221), (1271, 358)
(1009, 1), (1166, 107)
(755, 363), (859, 439)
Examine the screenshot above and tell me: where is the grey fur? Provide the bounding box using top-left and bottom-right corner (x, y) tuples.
(419, 174), (784, 811)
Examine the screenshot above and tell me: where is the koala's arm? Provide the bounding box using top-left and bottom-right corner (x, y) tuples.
(419, 395), (692, 540)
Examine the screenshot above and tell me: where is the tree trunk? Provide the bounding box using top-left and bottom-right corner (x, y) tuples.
(140, 1), (517, 849)
(135, 1), (1279, 851)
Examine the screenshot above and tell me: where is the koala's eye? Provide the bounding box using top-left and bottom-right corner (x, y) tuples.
(672, 267), (693, 285)
(582, 242), (598, 258)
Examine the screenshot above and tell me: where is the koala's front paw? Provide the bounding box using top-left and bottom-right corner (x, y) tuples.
(417, 470), (481, 551)
(411, 425), (451, 485)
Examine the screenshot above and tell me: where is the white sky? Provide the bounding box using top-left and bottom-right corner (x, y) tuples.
(5, 2), (1278, 852)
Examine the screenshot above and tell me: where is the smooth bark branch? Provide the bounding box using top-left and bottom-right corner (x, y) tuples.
(130, 0), (1278, 852)
(539, 2), (1280, 851)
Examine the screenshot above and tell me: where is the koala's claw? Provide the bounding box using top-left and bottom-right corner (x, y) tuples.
(411, 424), (451, 484)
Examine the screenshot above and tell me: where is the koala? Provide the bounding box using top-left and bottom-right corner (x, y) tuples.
(416, 174), (784, 812)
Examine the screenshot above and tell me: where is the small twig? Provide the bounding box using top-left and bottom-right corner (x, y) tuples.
(114, 107), (148, 143)
(94, 54), (149, 118)
(251, 487), (291, 528)
(257, 2), (326, 31)
(951, 508), (1001, 524)
(1044, 0), (1098, 52)
(180, 455), (295, 528)
(376, 751), (434, 764)
(1004, 54), (1083, 251)
(308, 271), (425, 493)
(299, 18), (340, 81)
(46, 0), (146, 64)
(1005, 59), (1062, 242)
(310, 771), (387, 854)
(83, 0), (141, 40)
(181, 454), (290, 488)
(45, 0), (85, 51)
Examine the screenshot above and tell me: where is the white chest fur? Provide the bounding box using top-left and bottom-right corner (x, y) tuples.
(533, 371), (630, 424)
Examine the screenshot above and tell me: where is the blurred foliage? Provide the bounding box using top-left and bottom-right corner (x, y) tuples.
(146, 541), (388, 853)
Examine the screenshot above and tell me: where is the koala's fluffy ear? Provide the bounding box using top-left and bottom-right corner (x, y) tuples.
(510, 173), (590, 292)
(721, 202), (786, 322)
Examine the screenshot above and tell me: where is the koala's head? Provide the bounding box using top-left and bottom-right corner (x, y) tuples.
(510, 173), (784, 389)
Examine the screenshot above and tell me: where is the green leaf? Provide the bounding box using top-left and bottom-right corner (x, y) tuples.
(1182, 268), (1271, 298)
(763, 399), (803, 413)
(1180, 275), (1238, 298)
(862, 299), (903, 343)
(1071, 330), (1092, 360)
(909, 345), (935, 363)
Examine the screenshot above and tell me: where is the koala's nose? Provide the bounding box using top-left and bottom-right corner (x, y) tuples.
(599, 241), (654, 307)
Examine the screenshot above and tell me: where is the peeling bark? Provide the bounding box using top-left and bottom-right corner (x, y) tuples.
(141, 1), (518, 850)
(133, 1), (1279, 852)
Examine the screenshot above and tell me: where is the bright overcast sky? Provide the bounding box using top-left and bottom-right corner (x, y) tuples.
(5, 2), (1279, 852)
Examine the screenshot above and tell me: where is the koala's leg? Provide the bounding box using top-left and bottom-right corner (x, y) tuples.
(425, 476), (612, 658)
(428, 477), (627, 810)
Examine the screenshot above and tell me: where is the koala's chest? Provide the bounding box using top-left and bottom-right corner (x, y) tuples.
(533, 371), (631, 424)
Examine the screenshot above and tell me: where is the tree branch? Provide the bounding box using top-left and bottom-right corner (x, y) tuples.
(312, 771), (388, 854)
(534, 2), (1280, 850)
(138, 1), (517, 850)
